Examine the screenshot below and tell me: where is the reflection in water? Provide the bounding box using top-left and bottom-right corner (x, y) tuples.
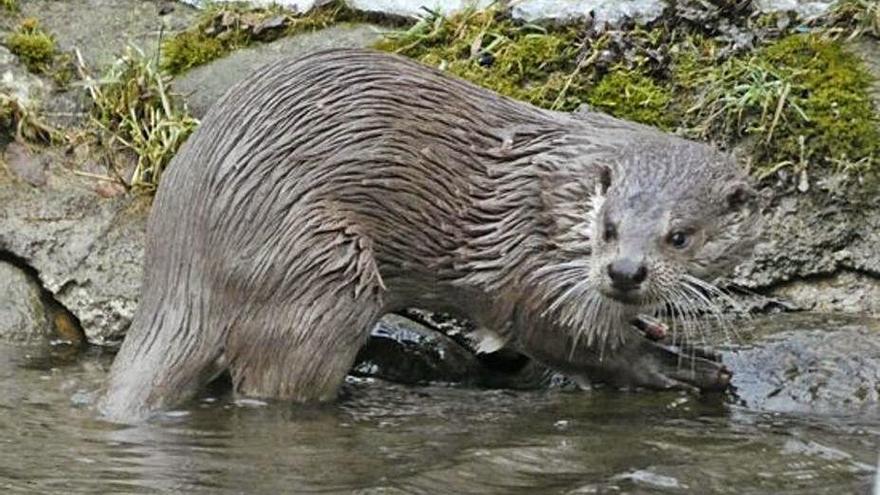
(0, 316), (878, 494)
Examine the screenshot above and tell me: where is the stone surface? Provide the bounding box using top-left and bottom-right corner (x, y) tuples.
(772, 272), (880, 315)
(0, 261), (49, 342)
(0, 161), (148, 344)
(347, 0), (492, 18)
(175, 24), (384, 118)
(16, 0), (199, 70)
(3, 142), (47, 187)
(511, 0), (666, 27)
(180, 0), (325, 13)
(0, 46), (46, 107)
(732, 190), (880, 297)
(724, 313), (880, 414)
(753, 0), (834, 18)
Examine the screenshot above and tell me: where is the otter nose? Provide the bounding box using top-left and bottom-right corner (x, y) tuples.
(606, 259), (648, 291)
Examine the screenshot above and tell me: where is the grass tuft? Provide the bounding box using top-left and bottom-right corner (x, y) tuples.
(79, 47), (198, 191)
(0, 93), (60, 143)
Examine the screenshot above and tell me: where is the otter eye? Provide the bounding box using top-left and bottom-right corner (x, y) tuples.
(604, 222), (617, 242)
(668, 231), (690, 249)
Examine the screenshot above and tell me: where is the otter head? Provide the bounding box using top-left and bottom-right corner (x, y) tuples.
(589, 140), (761, 313)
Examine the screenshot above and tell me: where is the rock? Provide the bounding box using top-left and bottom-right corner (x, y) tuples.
(771, 272), (880, 315)
(353, 314), (486, 385)
(511, 0), (666, 27)
(753, 0), (834, 19)
(0, 46), (47, 107)
(724, 313), (880, 414)
(180, 0), (325, 14)
(0, 162), (148, 344)
(732, 191), (880, 306)
(253, 15), (289, 36)
(18, 0), (199, 70)
(3, 142), (47, 187)
(0, 261), (49, 342)
(175, 24), (384, 118)
(347, 0), (492, 19)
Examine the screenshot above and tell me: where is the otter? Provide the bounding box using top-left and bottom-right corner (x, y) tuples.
(100, 49), (761, 421)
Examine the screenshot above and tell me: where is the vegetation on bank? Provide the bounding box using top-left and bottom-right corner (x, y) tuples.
(82, 48), (198, 191)
(1, 0), (18, 12)
(0, 93), (58, 143)
(376, 5), (880, 185)
(1, 1), (878, 191)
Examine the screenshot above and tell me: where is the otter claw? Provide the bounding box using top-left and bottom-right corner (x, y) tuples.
(589, 339), (731, 393)
(632, 315), (668, 341)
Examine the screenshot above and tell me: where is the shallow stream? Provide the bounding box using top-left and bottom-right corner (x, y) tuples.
(0, 313), (877, 494)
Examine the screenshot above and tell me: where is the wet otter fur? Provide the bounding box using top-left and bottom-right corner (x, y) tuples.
(100, 49), (761, 421)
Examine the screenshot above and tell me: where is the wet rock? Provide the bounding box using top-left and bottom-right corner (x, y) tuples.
(0, 261), (49, 342)
(175, 24), (384, 118)
(511, 0), (666, 27)
(0, 163), (148, 344)
(354, 313), (565, 389)
(724, 313), (880, 414)
(353, 314), (486, 385)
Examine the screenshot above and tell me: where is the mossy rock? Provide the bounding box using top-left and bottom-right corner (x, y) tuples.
(161, 1), (355, 75)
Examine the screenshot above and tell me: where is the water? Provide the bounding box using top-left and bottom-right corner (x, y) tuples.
(0, 319), (877, 494)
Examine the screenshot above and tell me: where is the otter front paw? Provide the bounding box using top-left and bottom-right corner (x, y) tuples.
(591, 339), (731, 393)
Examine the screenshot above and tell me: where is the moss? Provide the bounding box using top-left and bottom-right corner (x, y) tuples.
(372, 6), (880, 186)
(675, 33), (879, 178)
(587, 68), (673, 130)
(161, 0), (353, 75)
(5, 18), (57, 74)
(375, 8), (598, 111)
(161, 31), (227, 75)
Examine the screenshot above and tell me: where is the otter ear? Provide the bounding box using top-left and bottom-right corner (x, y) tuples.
(598, 165), (612, 195)
(725, 182), (756, 211)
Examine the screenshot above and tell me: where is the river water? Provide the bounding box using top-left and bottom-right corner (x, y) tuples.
(0, 315), (877, 494)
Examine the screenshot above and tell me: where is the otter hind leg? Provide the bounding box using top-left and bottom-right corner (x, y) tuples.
(225, 225), (386, 403)
(100, 303), (227, 423)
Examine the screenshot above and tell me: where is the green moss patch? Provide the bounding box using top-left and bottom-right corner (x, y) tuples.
(375, 8), (591, 111)
(5, 18), (57, 74)
(161, 1), (354, 75)
(676, 33), (879, 177)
